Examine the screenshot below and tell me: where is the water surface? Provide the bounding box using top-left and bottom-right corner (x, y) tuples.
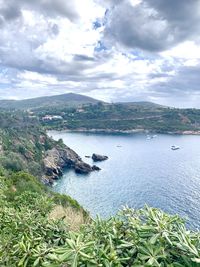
(49, 131), (200, 229)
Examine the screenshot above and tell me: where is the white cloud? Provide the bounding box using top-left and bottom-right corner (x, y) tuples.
(161, 41), (200, 60)
(0, 0), (200, 107)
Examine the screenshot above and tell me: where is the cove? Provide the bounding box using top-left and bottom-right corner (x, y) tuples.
(49, 131), (200, 229)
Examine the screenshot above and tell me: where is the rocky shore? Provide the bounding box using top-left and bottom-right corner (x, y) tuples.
(49, 128), (200, 135)
(42, 145), (98, 184)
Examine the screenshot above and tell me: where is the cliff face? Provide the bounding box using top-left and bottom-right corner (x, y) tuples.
(0, 111), (95, 184)
(43, 145), (94, 184)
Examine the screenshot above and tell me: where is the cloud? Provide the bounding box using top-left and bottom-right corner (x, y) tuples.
(103, 0), (200, 52)
(0, 0), (200, 107)
(0, 0), (79, 23)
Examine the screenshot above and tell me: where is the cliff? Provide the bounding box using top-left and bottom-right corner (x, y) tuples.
(0, 111), (95, 184)
(43, 145), (94, 184)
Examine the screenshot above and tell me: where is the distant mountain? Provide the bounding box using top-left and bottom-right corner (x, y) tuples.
(0, 93), (100, 110)
(116, 101), (166, 109)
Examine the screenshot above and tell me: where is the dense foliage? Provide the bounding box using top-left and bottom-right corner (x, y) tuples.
(0, 169), (200, 266)
(0, 170), (88, 266)
(0, 111), (61, 178)
(37, 102), (200, 133)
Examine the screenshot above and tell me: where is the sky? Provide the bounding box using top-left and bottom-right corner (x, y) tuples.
(0, 0), (200, 107)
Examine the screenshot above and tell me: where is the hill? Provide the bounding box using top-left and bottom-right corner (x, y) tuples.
(0, 93), (100, 110)
(117, 101), (165, 109)
(2, 93), (200, 134)
(37, 100), (200, 134)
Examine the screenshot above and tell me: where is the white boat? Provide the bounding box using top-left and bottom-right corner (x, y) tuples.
(146, 134), (157, 140)
(171, 145), (180, 150)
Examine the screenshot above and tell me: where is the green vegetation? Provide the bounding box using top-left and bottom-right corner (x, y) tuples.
(36, 102), (200, 133)
(1, 93), (200, 133)
(0, 170), (89, 266)
(0, 110), (61, 178)
(1, 97), (200, 266)
(0, 93), (99, 110)
(1, 170), (200, 267)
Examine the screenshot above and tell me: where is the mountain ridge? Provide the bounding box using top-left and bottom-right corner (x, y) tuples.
(0, 93), (101, 110)
(0, 92), (164, 110)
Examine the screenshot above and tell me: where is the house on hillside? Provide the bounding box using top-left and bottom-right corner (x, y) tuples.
(42, 115), (63, 121)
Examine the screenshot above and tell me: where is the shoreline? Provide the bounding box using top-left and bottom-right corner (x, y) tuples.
(47, 128), (200, 136)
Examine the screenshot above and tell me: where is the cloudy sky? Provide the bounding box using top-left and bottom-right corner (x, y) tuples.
(0, 0), (200, 107)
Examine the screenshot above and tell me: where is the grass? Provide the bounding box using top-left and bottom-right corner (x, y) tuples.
(49, 205), (89, 231)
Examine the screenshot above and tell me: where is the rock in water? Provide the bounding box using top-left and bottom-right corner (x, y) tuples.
(92, 153), (108, 162)
(92, 165), (101, 171)
(75, 162), (93, 174)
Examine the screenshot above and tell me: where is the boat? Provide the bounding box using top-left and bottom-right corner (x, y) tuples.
(146, 135), (157, 140)
(171, 145), (180, 150)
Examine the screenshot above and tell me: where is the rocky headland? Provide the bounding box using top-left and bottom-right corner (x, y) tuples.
(43, 145), (99, 184)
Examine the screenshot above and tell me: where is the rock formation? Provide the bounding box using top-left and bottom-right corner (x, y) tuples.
(43, 145), (97, 184)
(92, 165), (101, 171)
(92, 153), (108, 162)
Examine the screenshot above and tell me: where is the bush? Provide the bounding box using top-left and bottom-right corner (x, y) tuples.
(1, 200), (200, 267)
(27, 161), (43, 177)
(43, 206), (200, 267)
(4, 171), (45, 202)
(0, 153), (26, 172)
(17, 144), (27, 156)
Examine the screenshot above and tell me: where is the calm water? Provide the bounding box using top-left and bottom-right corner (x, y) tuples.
(49, 131), (200, 229)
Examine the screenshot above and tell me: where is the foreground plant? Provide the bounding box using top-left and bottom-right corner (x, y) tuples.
(1, 172), (200, 266)
(41, 206), (200, 267)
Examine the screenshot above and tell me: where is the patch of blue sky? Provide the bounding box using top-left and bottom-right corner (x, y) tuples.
(130, 49), (161, 61)
(94, 41), (107, 52)
(93, 20), (102, 30)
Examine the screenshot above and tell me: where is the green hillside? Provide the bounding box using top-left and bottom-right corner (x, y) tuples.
(37, 101), (200, 134)
(0, 93), (100, 110)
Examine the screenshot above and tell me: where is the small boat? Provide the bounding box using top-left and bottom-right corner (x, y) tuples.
(171, 145), (180, 150)
(147, 135), (156, 140)
(116, 145), (122, 147)
(85, 155), (91, 158)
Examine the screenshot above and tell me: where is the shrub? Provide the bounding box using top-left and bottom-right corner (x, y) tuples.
(1, 201), (200, 267)
(43, 206), (200, 267)
(0, 153), (26, 172)
(4, 171), (45, 202)
(27, 161), (43, 177)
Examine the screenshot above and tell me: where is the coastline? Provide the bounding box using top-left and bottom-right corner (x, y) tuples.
(47, 128), (200, 135)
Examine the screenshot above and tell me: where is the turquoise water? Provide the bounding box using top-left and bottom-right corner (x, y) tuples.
(49, 131), (200, 229)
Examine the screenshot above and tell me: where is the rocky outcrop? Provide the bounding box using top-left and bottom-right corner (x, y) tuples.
(43, 145), (95, 183)
(92, 165), (101, 171)
(75, 162), (94, 174)
(92, 153), (108, 162)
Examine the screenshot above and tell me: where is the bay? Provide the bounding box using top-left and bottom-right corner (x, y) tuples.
(49, 131), (200, 229)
